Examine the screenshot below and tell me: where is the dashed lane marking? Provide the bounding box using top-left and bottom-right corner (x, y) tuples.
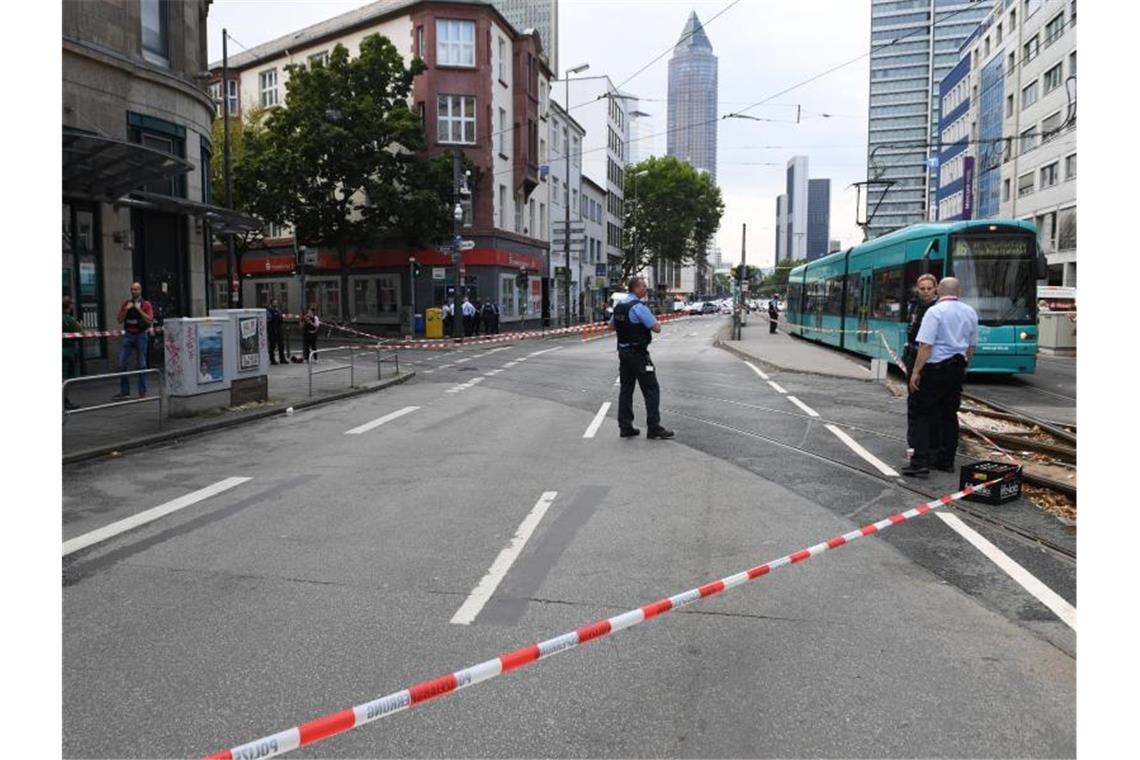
(484, 369), (503, 376)
(937, 512), (1076, 630)
(62, 477), (252, 556)
(767, 380), (787, 394)
(450, 491), (559, 625)
(583, 402), (612, 439)
(786, 396), (820, 417)
(744, 361), (770, 381)
(344, 406), (420, 435)
(824, 424), (900, 477)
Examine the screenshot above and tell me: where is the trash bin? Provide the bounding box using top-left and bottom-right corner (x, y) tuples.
(425, 307), (443, 338)
(414, 313), (424, 335)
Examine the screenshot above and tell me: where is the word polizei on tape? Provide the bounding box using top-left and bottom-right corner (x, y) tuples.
(203, 475), (1013, 760)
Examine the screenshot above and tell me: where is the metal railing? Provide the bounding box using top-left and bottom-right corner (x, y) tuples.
(63, 368), (163, 429)
(307, 345), (400, 397)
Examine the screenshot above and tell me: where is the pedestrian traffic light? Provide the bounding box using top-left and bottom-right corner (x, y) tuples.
(413, 262), (423, 278)
(516, 269), (528, 289)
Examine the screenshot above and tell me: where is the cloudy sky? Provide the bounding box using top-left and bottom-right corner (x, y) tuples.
(208, 0), (872, 268)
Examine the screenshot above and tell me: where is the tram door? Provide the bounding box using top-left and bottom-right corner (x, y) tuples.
(858, 272), (872, 344)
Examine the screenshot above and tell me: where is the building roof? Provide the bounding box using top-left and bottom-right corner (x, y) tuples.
(209, 0), (525, 71)
(674, 11), (712, 52)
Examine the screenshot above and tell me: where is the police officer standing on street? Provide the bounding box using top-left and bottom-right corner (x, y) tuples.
(904, 273), (939, 457)
(902, 276), (978, 478)
(611, 276), (674, 439)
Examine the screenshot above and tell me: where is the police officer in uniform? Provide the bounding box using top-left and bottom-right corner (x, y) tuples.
(611, 276), (674, 439)
(902, 277), (978, 477)
(904, 273), (939, 457)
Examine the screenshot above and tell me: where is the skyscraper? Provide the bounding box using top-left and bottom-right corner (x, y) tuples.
(775, 157), (830, 262)
(492, 0), (558, 72)
(667, 10), (718, 183)
(865, 0), (990, 239)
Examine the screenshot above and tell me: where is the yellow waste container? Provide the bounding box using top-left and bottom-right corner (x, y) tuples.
(425, 307), (444, 338)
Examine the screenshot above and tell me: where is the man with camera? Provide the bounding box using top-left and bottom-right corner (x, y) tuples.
(113, 282), (154, 400)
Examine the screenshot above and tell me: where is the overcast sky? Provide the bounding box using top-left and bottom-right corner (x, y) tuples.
(208, 0), (871, 268)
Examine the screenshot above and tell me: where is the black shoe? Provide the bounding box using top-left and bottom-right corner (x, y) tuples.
(901, 463), (930, 478)
(933, 462), (956, 473)
(647, 427), (675, 439)
(619, 427), (640, 438)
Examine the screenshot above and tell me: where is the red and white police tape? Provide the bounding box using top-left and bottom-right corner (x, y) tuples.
(203, 473), (1012, 760)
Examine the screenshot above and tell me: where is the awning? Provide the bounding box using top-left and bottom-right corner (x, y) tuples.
(64, 128), (192, 202)
(122, 190), (263, 235)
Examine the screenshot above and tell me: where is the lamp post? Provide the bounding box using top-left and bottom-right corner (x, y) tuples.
(222, 29), (237, 306)
(561, 63), (589, 328)
(451, 149), (465, 340)
(629, 168), (648, 304)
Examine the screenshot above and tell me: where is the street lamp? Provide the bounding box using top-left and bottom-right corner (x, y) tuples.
(561, 63), (589, 328)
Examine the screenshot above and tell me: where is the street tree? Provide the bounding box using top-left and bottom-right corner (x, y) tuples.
(757, 258), (806, 295)
(240, 34), (452, 319)
(621, 156), (725, 282)
(210, 107), (271, 277)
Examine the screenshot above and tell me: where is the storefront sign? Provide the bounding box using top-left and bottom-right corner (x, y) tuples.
(962, 156), (975, 220)
(197, 323), (225, 384)
(432, 267), (446, 280)
(238, 317), (260, 371)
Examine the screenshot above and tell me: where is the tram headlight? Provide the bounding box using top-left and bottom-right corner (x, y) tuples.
(1019, 331), (1035, 341)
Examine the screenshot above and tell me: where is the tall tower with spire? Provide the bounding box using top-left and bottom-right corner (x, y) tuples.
(667, 10), (718, 184)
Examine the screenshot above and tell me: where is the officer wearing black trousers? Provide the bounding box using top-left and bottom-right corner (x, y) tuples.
(903, 277), (978, 478)
(904, 274), (939, 454)
(611, 276), (674, 439)
(266, 300), (287, 364)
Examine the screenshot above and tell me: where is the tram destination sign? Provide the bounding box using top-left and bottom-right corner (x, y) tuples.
(952, 237), (1032, 259)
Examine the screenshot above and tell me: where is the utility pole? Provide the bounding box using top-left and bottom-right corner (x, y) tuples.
(222, 29), (237, 306)
(735, 223), (746, 340)
(451, 149), (465, 340)
(408, 256), (416, 337)
(563, 115), (572, 328)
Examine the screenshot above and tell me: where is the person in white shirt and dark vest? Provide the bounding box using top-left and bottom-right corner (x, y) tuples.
(610, 276), (674, 439)
(902, 277), (978, 478)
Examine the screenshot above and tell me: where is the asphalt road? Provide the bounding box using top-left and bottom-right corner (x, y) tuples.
(62, 317), (1075, 759)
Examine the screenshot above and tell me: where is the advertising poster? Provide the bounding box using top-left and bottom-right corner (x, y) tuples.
(197, 323), (225, 384)
(238, 316), (260, 371)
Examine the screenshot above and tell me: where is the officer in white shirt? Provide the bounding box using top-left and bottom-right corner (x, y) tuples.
(903, 277), (978, 478)
(461, 296), (476, 335)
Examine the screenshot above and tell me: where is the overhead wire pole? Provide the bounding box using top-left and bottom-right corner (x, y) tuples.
(222, 29), (237, 306)
(451, 149), (465, 341)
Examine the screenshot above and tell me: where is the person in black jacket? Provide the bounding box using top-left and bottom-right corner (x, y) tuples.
(767, 296), (780, 334)
(481, 299), (499, 334)
(904, 273), (939, 460)
(266, 300), (287, 364)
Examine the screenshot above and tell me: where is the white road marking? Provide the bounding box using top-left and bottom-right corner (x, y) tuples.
(62, 477), (252, 556)
(503, 361), (518, 368)
(583, 402), (612, 438)
(786, 396), (820, 417)
(484, 369), (503, 376)
(744, 361), (770, 381)
(527, 346), (563, 357)
(767, 380), (787, 394)
(936, 512), (1077, 630)
(614, 375), (621, 386)
(450, 491), (559, 625)
(436, 364), (453, 370)
(446, 377), (486, 393)
(455, 358), (471, 364)
(344, 405), (420, 435)
(423, 369), (435, 374)
(824, 424), (900, 477)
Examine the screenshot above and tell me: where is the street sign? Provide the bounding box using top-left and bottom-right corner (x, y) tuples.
(457, 239), (476, 251)
(432, 267), (446, 280)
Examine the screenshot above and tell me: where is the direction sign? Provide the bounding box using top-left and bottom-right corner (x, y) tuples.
(457, 239), (476, 251)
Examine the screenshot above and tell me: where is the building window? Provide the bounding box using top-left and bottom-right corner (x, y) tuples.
(498, 108), (507, 154)
(1007, 52), (1016, 75)
(259, 69), (278, 107)
(416, 26), (425, 57)
(498, 37), (506, 81)
(209, 82), (222, 105)
(572, 135), (580, 167)
(352, 275), (401, 317)
(1002, 178), (1011, 202)
(539, 137), (547, 163)
(539, 202), (546, 237)
(499, 184), (506, 228)
(1044, 63), (1063, 93)
(305, 280), (341, 319)
(226, 80), (238, 114)
(500, 275), (516, 317)
(140, 0), (169, 65)
(1021, 80), (1038, 110)
(1065, 153), (1076, 180)
(1006, 93), (1014, 118)
(1069, 51), (1076, 77)
(552, 119), (561, 153)
(1040, 162), (1059, 189)
(514, 191), (523, 233)
(1009, 8), (1016, 31)
(996, 22), (1002, 44)
(460, 196), (473, 227)
(1045, 13), (1065, 46)
(1019, 126), (1037, 155)
(437, 19), (475, 67)
(551, 176), (560, 206)
(437, 95), (476, 144)
(1025, 0), (1042, 18)
(1041, 111), (1063, 142)
(1017, 171), (1034, 197)
(1023, 35), (1039, 64)
(308, 50), (329, 67)
(1070, 0), (1076, 25)
(254, 282), (290, 312)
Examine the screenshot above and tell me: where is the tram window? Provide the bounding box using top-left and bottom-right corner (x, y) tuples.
(871, 267), (905, 320)
(787, 281), (802, 313)
(824, 276), (845, 315)
(845, 274), (863, 316)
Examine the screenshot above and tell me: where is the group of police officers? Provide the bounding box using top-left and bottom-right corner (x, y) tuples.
(608, 273), (979, 478)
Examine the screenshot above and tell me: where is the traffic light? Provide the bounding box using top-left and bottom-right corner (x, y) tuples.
(413, 262), (423, 278)
(733, 264), (746, 282)
(516, 268), (528, 289)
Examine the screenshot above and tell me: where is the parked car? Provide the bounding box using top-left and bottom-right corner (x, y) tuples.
(686, 302), (705, 315)
(700, 302), (720, 315)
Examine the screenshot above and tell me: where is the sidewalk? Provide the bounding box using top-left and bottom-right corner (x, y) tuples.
(715, 319), (873, 380)
(62, 356), (414, 464)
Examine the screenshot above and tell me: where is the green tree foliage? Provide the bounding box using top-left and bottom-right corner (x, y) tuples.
(757, 258), (807, 295)
(621, 156), (725, 281)
(237, 35), (453, 317)
(210, 107), (270, 260)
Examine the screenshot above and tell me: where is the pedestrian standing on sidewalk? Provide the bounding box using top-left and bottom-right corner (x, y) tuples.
(902, 277), (978, 478)
(302, 305), (320, 362)
(611, 276), (674, 439)
(482, 299), (499, 334)
(461, 296), (476, 336)
(113, 282), (154, 399)
(904, 274), (939, 459)
(266, 299), (287, 365)
(443, 299), (454, 335)
(767, 296), (779, 334)
(471, 298), (483, 336)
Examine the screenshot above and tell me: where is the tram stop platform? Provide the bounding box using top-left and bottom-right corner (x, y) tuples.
(715, 319), (874, 381)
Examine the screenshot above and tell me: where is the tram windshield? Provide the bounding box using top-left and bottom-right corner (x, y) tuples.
(949, 234), (1037, 324)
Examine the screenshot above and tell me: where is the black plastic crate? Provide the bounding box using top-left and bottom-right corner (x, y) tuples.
(959, 461), (1023, 505)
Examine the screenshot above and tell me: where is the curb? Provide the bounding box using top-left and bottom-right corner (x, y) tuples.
(713, 333), (875, 382)
(63, 371), (416, 466)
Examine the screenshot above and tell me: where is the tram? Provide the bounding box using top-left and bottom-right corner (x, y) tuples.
(784, 220), (1046, 375)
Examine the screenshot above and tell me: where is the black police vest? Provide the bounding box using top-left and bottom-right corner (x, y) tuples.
(613, 299), (652, 350)
(907, 298), (935, 347)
